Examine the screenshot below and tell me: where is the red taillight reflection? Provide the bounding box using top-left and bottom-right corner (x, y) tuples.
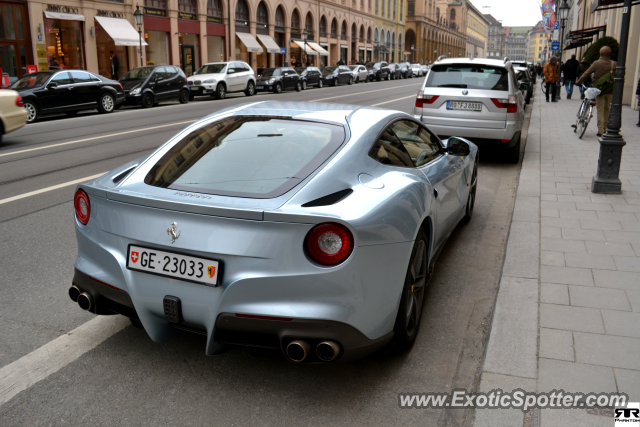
(15, 95), (23, 107)
(74, 189), (91, 225)
(415, 95), (439, 108)
(305, 222), (354, 266)
(491, 98), (517, 113)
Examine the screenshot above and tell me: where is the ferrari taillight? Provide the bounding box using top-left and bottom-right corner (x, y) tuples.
(74, 189), (91, 225)
(305, 223), (354, 266)
(15, 95), (23, 107)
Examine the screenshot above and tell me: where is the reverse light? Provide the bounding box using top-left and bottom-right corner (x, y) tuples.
(491, 96), (518, 113)
(415, 90), (439, 108)
(305, 223), (354, 266)
(74, 189), (91, 225)
(15, 94), (23, 107)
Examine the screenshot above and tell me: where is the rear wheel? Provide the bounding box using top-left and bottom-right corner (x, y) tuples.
(462, 158), (478, 223)
(318, 79), (323, 88)
(179, 89), (189, 104)
(141, 93), (154, 108)
(98, 93), (115, 113)
(506, 136), (521, 164)
(302, 80), (307, 90)
(348, 76), (353, 85)
(244, 81), (255, 96)
(214, 83), (226, 99)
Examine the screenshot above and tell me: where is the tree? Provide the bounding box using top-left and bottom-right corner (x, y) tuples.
(583, 36), (619, 62)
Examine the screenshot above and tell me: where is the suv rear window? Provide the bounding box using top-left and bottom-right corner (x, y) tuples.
(425, 64), (509, 91)
(144, 117), (345, 199)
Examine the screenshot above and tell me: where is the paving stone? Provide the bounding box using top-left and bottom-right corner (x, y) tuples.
(621, 222), (640, 232)
(593, 270), (640, 291)
(562, 228), (606, 242)
(585, 241), (635, 256)
(626, 290), (640, 312)
(568, 286), (631, 311)
(502, 222), (539, 279)
(579, 219), (622, 231)
(474, 372), (536, 427)
(591, 196), (629, 205)
(601, 310), (640, 338)
(541, 265), (594, 286)
(512, 196), (540, 223)
(613, 256), (640, 272)
(575, 202), (614, 212)
(541, 217), (581, 229)
(596, 211), (640, 223)
(574, 332), (640, 370)
(559, 210), (599, 220)
(541, 250), (565, 267)
(541, 237), (586, 253)
(542, 226), (562, 238)
(613, 204), (640, 213)
(541, 283), (569, 305)
(541, 201), (577, 211)
(540, 304), (604, 333)
(541, 194), (558, 201)
(542, 209), (559, 218)
(614, 369), (640, 402)
(564, 253), (616, 270)
(538, 358), (617, 393)
(557, 195), (592, 203)
(539, 328), (574, 361)
(604, 231), (640, 244)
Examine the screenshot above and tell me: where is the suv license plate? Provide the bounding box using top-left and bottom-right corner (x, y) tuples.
(127, 245), (220, 286)
(447, 101), (482, 111)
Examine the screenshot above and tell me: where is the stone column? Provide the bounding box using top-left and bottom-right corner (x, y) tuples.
(250, 20), (257, 71)
(200, 14), (208, 64)
(168, 0), (180, 66)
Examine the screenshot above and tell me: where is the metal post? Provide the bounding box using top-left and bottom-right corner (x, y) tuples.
(591, 0), (631, 194)
(139, 29), (143, 67)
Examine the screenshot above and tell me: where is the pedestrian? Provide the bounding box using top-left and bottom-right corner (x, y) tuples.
(543, 56), (559, 102)
(576, 46), (617, 137)
(49, 56), (60, 69)
(535, 63), (543, 77)
(109, 51), (119, 80)
(337, 58), (345, 66)
(563, 54), (580, 99)
(635, 75), (640, 127)
(576, 58), (591, 99)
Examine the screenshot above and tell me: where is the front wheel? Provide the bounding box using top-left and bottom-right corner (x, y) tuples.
(295, 81), (301, 92)
(462, 159), (478, 223)
(179, 89), (189, 104)
(141, 93), (154, 108)
(348, 77), (353, 85)
(244, 81), (255, 96)
(318, 79), (323, 88)
(98, 93), (115, 113)
(24, 101), (38, 123)
(214, 83), (226, 99)
(302, 80), (307, 90)
(274, 83), (282, 93)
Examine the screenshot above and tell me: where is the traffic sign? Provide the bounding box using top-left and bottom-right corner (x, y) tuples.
(551, 42), (560, 51)
(554, 21), (559, 30)
(280, 46), (286, 54)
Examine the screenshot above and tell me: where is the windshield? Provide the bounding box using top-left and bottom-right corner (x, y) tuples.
(144, 117), (345, 199)
(348, 65), (358, 70)
(294, 68), (307, 74)
(120, 67), (154, 81)
(195, 64), (227, 74)
(425, 64), (509, 90)
(373, 63), (383, 69)
(10, 73), (51, 89)
(322, 67), (337, 75)
(260, 68), (281, 77)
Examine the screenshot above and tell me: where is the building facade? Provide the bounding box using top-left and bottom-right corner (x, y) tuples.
(483, 13), (503, 59)
(372, 0), (405, 62)
(503, 26), (531, 61)
(527, 21), (548, 63)
(465, 0), (487, 58)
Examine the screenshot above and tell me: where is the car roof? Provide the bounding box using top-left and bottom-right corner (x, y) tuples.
(433, 57), (513, 69)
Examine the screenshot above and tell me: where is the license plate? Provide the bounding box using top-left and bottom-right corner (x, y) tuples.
(447, 101), (482, 111)
(256, 86), (264, 89)
(127, 245), (220, 287)
(204, 89), (212, 93)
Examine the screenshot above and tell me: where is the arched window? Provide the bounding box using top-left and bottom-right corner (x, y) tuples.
(450, 8), (455, 21)
(341, 21), (347, 40)
(359, 25), (364, 42)
(386, 30), (390, 46)
(320, 16), (327, 36)
(331, 19), (337, 37)
(291, 10), (300, 31)
(374, 28), (378, 43)
(351, 23), (356, 40)
(256, 2), (268, 26)
(179, 0), (196, 14)
(235, 0), (248, 21)
(207, 0), (222, 17)
(305, 13), (313, 32)
(275, 6), (284, 28)
(436, 7), (440, 21)
(398, 33), (402, 48)
(367, 27), (371, 43)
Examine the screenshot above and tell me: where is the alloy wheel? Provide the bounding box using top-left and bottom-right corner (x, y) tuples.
(302, 81), (307, 90)
(24, 102), (37, 123)
(405, 239), (427, 338)
(102, 95), (114, 112)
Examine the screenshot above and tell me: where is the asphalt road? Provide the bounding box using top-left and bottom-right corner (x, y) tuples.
(0, 77), (530, 426)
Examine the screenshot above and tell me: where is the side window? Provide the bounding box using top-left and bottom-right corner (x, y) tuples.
(153, 67), (167, 80)
(70, 71), (92, 83)
(165, 67), (178, 78)
(51, 72), (72, 85)
(368, 126), (414, 167)
(390, 120), (442, 167)
(90, 74), (101, 82)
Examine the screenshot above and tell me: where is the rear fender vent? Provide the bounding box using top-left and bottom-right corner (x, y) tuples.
(301, 189), (353, 208)
(112, 165), (138, 184)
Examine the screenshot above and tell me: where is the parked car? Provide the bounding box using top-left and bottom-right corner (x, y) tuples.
(0, 89), (27, 142)
(365, 62), (390, 81)
(399, 63), (413, 79)
(69, 101), (478, 362)
(387, 63), (403, 80)
(295, 67), (323, 89)
(421, 64), (429, 75)
(187, 61), (256, 100)
(411, 64), (424, 77)
(348, 65), (369, 83)
(514, 66), (533, 105)
(120, 65), (189, 108)
(321, 66), (354, 86)
(256, 68), (301, 93)
(10, 70), (124, 123)
(413, 57), (525, 163)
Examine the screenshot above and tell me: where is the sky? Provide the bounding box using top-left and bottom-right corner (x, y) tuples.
(468, 0), (543, 27)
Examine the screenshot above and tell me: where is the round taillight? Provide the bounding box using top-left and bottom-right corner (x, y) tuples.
(74, 189), (91, 225)
(15, 95), (23, 107)
(305, 223), (354, 266)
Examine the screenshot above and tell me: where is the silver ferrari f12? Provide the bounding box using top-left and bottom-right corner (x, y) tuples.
(70, 101), (478, 363)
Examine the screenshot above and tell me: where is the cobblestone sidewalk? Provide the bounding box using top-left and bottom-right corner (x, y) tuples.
(474, 88), (640, 427)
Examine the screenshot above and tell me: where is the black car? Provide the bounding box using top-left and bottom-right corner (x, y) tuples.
(10, 70), (124, 123)
(321, 66), (354, 86)
(295, 67), (323, 89)
(398, 63), (413, 79)
(387, 63), (403, 80)
(515, 68), (533, 104)
(256, 68), (302, 93)
(365, 62), (391, 81)
(120, 65), (190, 108)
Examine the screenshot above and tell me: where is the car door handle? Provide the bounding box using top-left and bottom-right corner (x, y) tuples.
(68, 86), (74, 90)
(433, 188), (438, 199)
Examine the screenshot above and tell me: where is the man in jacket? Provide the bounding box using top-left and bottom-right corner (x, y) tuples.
(563, 54), (580, 99)
(543, 56), (559, 102)
(109, 51), (119, 80)
(576, 59), (591, 99)
(577, 46), (616, 136)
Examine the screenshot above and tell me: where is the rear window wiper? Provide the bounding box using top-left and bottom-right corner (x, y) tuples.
(437, 84), (468, 88)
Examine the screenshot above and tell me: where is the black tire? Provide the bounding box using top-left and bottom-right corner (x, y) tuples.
(141, 93), (154, 108)
(355, 76), (359, 83)
(377, 73), (381, 82)
(214, 83), (226, 99)
(331, 79), (337, 87)
(179, 89), (189, 104)
(274, 83), (282, 93)
(462, 158), (478, 223)
(244, 81), (255, 96)
(348, 77), (353, 85)
(302, 80), (307, 90)
(393, 228), (429, 352)
(129, 318), (144, 329)
(66, 111), (78, 117)
(387, 72), (391, 81)
(188, 93), (195, 101)
(318, 79), (323, 88)
(295, 81), (301, 92)
(507, 136), (521, 164)
(114, 104), (122, 110)
(98, 93), (115, 113)
(364, 75), (369, 83)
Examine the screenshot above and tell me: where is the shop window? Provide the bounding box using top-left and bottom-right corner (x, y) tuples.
(145, 30), (170, 66)
(95, 19), (128, 79)
(207, 0), (223, 17)
(207, 35), (224, 63)
(0, 4), (31, 83)
(45, 17), (85, 71)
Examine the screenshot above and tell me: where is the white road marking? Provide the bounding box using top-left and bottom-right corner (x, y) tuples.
(0, 316), (128, 406)
(371, 95), (417, 106)
(310, 83), (420, 102)
(0, 173), (106, 206)
(0, 120), (196, 159)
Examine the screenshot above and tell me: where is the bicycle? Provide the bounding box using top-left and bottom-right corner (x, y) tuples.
(572, 84), (599, 139)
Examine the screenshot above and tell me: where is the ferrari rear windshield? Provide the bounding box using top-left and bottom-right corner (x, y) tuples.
(144, 117), (345, 199)
(425, 64), (509, 91)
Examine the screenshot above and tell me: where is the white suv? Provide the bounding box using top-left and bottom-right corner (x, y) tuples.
(187, 61), (256, 100)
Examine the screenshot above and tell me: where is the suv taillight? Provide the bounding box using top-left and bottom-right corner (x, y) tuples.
(74, 189), (91, 225)
(15, 94), (23, 107)
(305, 223), (354, 266)
(415, 90), (439, 108)
(491, 96), (518, 113)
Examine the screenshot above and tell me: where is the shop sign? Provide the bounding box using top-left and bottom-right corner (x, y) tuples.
(26, 65), (38, 74)
(206, 16), (222, 23)
(178, 11), (197, 20)
(143, 7), (167, 17)
(46, 5), (80, 14)
(97, 10), (125, 18)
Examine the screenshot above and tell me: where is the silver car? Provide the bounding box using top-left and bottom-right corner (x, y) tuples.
(187, 61), (256, 100)
(414, 57), (525, 163)
(69, 101), (478, 363)
(411, 64), (424, 77)
(348, 65), (369, 83)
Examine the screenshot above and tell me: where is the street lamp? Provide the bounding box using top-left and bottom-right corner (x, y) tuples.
(558, 0), (570, 61)
(302, 28), (308, 66)
(133, 4), (144, 66)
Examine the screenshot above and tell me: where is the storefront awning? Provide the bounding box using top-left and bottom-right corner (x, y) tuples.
(291, 40), (318, 55)
(44, 11), (85, 21)
(256, 34), (281, 54)
(568, 25), (606, 40)
(564, 38), (593, 50)
(236, 32), (263, 53)
(95, 16), (147, 46)
(590, 0), (640, 13)
(376, 45), (390, 54)
(307, 42), (329, 56)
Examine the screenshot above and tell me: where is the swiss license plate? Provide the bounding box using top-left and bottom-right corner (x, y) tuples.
(447, 101), (482, 111)
(127, 245), (220, 286)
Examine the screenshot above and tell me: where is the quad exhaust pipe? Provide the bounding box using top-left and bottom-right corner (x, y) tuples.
(316, 341), (340, 362)
(286, 340), (311, 362)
